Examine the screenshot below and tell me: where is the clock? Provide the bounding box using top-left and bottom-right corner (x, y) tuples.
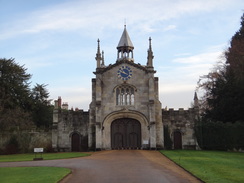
(117, 66), (132, 81)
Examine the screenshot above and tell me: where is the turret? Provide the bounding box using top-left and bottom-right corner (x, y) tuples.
(117, 25), (134, 62)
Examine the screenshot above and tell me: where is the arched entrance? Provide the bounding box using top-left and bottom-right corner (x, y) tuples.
(71, 132), (80, 151)
(111, 118), (141, 149)
(173, 131), (182, 149)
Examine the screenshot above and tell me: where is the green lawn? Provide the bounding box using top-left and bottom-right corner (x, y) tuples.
(0, 152), (91, 183)
(0, 167), (70, 183)
(0, 152), (90, 162)
(160, 150), (244, 183)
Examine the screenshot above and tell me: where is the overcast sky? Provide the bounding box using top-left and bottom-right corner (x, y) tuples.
(0, 0), (243, 110)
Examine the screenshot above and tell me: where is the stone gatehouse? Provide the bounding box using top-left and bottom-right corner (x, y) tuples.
(52, 26), (199, 151)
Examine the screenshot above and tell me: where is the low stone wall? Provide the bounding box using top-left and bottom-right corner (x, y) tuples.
(0, 130), (52, 154)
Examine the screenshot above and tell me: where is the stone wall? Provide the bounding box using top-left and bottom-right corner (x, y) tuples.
(162, 107), (198, 149)
(51, 107), (198, 151)
(0, 129), (52, 154)
(52, 108), (89, 152)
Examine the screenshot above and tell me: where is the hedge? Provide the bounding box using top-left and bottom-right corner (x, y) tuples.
(195, 120), (244, 150)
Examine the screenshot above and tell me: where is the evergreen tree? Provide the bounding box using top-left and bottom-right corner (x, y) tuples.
(226, 13), (244, 82)
(0, 58), (33, 130)
(31, 84), (53, 128)
(0, 58), (53, 130)
(198, 13), (244, 123)
(0, 58), (31, 109)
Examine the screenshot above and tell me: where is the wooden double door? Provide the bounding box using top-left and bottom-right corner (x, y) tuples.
(111, 118), (141, 149)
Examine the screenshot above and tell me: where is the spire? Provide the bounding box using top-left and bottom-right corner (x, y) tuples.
(194, 92), (199, 108)
(117, 26), (134, 48)
(101, 50), (105, 67)
(97, 39), (101, 53)
(193, 91), (200, 117)
(95, 39), (102, 68)
(117, 26), (134, 62)
(147, 37), (154, 67)
(194, 91), (198, 101)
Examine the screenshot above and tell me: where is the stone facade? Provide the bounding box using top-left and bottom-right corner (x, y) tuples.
(162, 108), (198, 149)
(51, 27), (199, 151)
(52, 97), (89, 152)
(89, 61), (163, 150)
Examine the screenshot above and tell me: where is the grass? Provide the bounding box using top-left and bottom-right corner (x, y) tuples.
(0, 152), (90, 162)
(0, 167), (70, 183)
(0, 152), (91, 183)
(160, 150), (244, 183)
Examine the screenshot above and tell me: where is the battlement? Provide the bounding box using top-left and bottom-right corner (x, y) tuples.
(162, 107), (197, 115)
(162, 107), (198, 127)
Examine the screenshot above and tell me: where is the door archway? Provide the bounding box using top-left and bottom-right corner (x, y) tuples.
(173, 131), (182, 149)
(71, 132), (81, 151)
(111, 118), (141, 149)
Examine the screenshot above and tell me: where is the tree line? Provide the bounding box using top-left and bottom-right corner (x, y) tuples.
(196, 13), (244, 150)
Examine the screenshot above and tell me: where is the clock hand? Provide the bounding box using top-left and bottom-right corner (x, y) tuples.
(121, 70), (128, 75)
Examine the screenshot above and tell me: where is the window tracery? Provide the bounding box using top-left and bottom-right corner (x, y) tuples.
(116, 85), (135, 105)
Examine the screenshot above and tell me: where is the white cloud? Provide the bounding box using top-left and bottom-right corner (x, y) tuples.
(160, 90), (196, 109)
(163, 25), (177, 31)
(174, 53), (192, 57)
(168, 45), (224, 81)
(22, 58), (54, 70)
(50, 87), (91, 110)
(159, 52), (222, 81)
(160, 83), (196, 93)
(173, 50), (222, 64)
(157, 44), (226, 108)
(0, 0), (236, 40)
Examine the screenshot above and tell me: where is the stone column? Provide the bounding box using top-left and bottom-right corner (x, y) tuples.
(88, 78), (96, 150)
(95, 122), (102, 150)
(149, 122), (156, 149)
(95, 74), (102, 150)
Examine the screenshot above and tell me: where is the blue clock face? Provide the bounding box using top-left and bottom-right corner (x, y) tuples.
(117, 66), (132, 81)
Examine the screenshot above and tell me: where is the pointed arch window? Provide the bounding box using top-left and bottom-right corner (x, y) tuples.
(116, 85), (136, 106)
